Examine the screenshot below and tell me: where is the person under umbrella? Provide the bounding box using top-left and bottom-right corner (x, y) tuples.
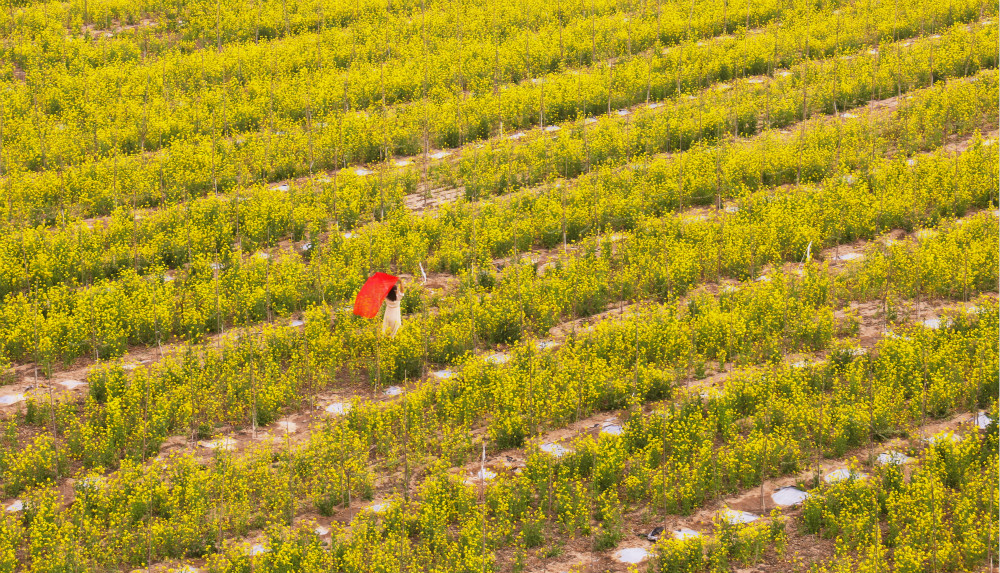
(353, 272), (404, 337)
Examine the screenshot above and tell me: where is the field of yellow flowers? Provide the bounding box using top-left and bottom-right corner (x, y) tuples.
(0, 0), (996, 570)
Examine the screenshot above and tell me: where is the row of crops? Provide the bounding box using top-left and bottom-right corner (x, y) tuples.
(0, 163), (996, 569)
(4, 194), (997, 482)
(0, 69), (996, 367)
(2, 0), (995, 221)
(0, 0), (996, 569)
(1, 265), (996, 568)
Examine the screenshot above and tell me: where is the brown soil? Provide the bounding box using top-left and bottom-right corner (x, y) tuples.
(82, 18), (158, 36)
(403, 186), (467, 213)
(943, 128), (999, 154)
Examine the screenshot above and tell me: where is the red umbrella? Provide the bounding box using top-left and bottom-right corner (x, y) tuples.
(353, 272), (399, 318)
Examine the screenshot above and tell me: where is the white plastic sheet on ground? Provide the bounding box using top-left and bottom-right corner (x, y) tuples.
(772, 486), (810, 506)
(673, 528), (701, 540)
(824, 469), (868, 484)
(247, 543), (268, 556)
(465, 468), (496, 485)
(273, 184), (290, 192)
(486, 353), (509, 365)
(924, 431), (962, 445)
(0, 394), (26, 406)
(539, 443), (570, 458)
(536, 340), (557, 350)
(5, 500), (23, 512)
(545, 125), (561, 132)
(325, 402), (351, 415)
(833, 252), (863, 262)
(289, 320), (304, 327)
(975, 411), (993, 430)
(433, 369), (455, 379)
(77, 476), (105, 490)
(508, 132), (526, 140)
(199, 438), (236, 451)
(384, 386), (403, 397)
(699, 388), (721, 400)
(430, 151), (451, 160)
(584, 117), (598, 125)
(370, 501), (389, 513)
(354, 168), (373, 176)
(616, 109), (630, 116)
(614, 548), (649, 564)
(394, 159), (413, 167)
(314, 525), (330, 536)
(600, 422), (622, 436)
(719, 508), (758, 525)
(921, 317), (943, 329)
(877, 451), (913, 465)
